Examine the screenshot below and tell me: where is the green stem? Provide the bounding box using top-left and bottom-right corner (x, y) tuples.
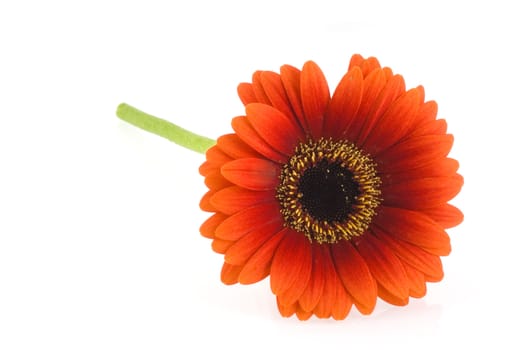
(116, 103), (216, 154)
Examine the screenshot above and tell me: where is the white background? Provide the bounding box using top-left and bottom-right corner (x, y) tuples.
(1, 1), (523, 349)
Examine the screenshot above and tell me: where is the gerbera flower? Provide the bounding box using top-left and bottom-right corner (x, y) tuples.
(198, 54), (463, 320)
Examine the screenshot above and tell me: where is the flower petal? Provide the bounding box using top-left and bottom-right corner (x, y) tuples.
(382, 174), (464, 210)
(300, 61), (330, 139)
(348, 54), (365, 70)
(277, 298), (297, 318)
(221, 263), (243, 285)
(205, 145), (233, 165)
(277, 253), (312, 307)
(210, 186), (274, 215)
(419, 100), (438, 121)
(324, 67), (364, 139)
(246, 103), (304, 156)
(374, 206), (451, 256)
(231, 116), (288, 163)
(382, 157), (460, 186)
(225, 219), (283, 265)
(237, 82), (257, 105)
(331, 275), (353, 320)
(270, 229), (312, 296)
(403, 263), (427, 298)
(199, 212), (228, 239)
(199, 190), (216, 212)
(216, 134), (260, 159)
(376, 134), (454, 173)
(312, 246), (338, 319)
(215, 202), (282, 241)
(204, 170), (232, 190)
(373, 225), (444, 281)
(331, 240), (377, 314)
(296, 306), (314, 321)
(260, 71), (296, 120)
(298, 244), (325, 312)
(251, 71), (272, 105)
(408, 119), (448, 140)
(356, 74), (406, 148)
(349, 54), (381, 77)
(238, 228), (286, 285)
(342, 68), (386, 142)
(198, 161), (216, 177)
(280, 64), (307, 132)
(356, 234), (409, 302)
(362, 87), (422, 154)
(421, 203), (464, 229)
(377, 284), (408, 306)
(212, 238), (234, 254)
(404, 100), (439, 136)
(220, 158), (280, 191)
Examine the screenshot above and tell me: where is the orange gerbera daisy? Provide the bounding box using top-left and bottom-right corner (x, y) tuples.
(198, 54), (463, 320)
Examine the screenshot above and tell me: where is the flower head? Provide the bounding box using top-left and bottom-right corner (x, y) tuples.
(199, 54), (463, 320)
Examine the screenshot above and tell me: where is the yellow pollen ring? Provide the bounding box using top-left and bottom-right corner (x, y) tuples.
(276, 138), (382, 244)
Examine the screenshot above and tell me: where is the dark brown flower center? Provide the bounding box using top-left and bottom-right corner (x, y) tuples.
(277, 138), (381, 244)
(297, 159), (359, 223)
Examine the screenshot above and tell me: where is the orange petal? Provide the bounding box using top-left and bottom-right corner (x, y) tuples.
(216, 134), (260, 159)
(408, 116), (448, 140)
(198, 161), (216, 177)
(382, 158), (460, 186)
(300, 61), (330, 139)
(331, 240), (377, 314)
(204, 170), (232, 190)
(205, 145), (233, 164)
(199, 190), (216, 212)
(312, 246), (338, 318)
(342, 68), (386, 141)
(212, 238), (234, 254)
(324, 67), (364, 139)
(362, 87), (421, 155)
(277, 238), (315, 305)
(225, 219), (283, 265)
(349, 55), (381, 77)
(251, 71), (272, 105)
(373, 225), (444, 281)
(421, 203), (464, 229)
(376, 134), (454, 173)
(238, 228), (286, 284)
(356, 74), (406, 148)
(246, 103), (304, 157)
(331, 275), (353, 320)
(199, 212), (228, 239)
(348, 54), (365, 70)
(220, 158), (280, 191)
(277, 297), (297, 318)
(377, 284), (408, 306)
(260, 71), (296, 120)
(270, 229), (312, 295)
(231, 116), (288, 163)
(237, 82), (257, 105)
(298, 243), (325, 312)
(356, 234), (409, 302)
(210, 186), (274, 215)
(280, 64), (307, 132)
(296, 306), (314, 321)
(382, 174), (464, 210)
(215, 202), (282, 241)
(403, 263), (427, 298)
(374, 206), (451, 256)
(276, 253), (312, 307)
(221, 263), (242, 285)
(419, 100), (438, 122)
